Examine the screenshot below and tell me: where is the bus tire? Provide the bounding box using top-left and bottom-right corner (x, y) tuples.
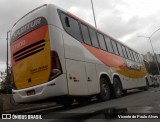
(56, 96), (74, 107)
(113, 78), (122, 98)
(97, 77), (110, 101)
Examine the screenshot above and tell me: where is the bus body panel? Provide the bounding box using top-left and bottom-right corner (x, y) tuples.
(66, 59), (88, 95)
(62, 31), (100, 95)
(11, 25), (51, 90)
(85, 62), (99, 94)
(48, 25), (66, 74)
(12, 74), (68, 103)
(11, 5), (69, 102)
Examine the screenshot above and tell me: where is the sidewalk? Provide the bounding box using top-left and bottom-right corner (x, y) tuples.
(0, 94), (56, 114)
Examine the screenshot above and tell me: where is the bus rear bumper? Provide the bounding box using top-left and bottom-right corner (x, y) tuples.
(12, 74), (68, 103)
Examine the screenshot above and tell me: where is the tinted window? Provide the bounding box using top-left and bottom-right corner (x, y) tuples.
(126, 48), (132, 60)
(137, 54), (142, 63)
(136, 54), (140, 63)
(89, 28), (99, 48)
(122, 46), (128, 58)
(117, 43), (124, 57)
(104, 36), (113, 53)
(80, 24), (91, 45)
(133, 52), (138, 62)
(129, 50), (134, 61)
(111, 40), (119, 55)
(97, 33), (107, 51)
(132, 50), (136, 61)
(60, 13), (82, 42)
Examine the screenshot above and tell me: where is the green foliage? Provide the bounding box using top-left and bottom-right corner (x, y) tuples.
(0, 67), (12, 94)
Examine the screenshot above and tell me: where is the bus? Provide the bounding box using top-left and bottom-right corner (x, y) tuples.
(10, 4), (148, 106)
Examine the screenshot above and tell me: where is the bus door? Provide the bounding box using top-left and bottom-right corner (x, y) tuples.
(85, 62), (99, 94)
(66, 59), (88, 95)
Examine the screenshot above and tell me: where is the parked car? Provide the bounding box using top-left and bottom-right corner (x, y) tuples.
(153, 75), (160, 88)
(147, 74), (153, 87)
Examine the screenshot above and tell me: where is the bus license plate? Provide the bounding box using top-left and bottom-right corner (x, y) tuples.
(26, 90), (35, 96)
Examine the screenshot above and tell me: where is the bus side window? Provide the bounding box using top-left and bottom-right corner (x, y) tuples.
(126, 47), (131, 60)
(80, 24), (91, 45)
(136, 53), (140, 63)
(130, 50), (136, 62)
(133, 52), (138, 62)
(138, 54), (142, 63)
(122, 46), (128, 59)
(60, 13), (82, 42)
(89, 28), (100, 48)
(111, 40), (119, 55)
(104, 36), (113, 53)
(97, 33), (107, 51)
(129, 49), (134, 61)
(117, 43), (124, 57)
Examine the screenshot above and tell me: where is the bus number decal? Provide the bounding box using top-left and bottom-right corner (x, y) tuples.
(11, 40), (26, 52)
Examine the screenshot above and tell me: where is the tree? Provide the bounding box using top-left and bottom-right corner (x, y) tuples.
(1, 66), (12, 94)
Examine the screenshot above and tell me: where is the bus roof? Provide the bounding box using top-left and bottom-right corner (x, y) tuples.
(12, 4), (47, 28)
(66, 11), (138, 54)
(12, 3), (139, 54)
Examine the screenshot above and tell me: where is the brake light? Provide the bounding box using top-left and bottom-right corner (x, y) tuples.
(49, 51), (62, 80)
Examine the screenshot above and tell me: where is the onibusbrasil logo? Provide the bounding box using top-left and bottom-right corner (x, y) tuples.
(2, 114), (42, 120)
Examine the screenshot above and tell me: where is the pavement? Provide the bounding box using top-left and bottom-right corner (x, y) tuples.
(0, 94), (56, 114)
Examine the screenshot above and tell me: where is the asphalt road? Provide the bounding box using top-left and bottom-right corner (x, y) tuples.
(1, 87), (160, 122)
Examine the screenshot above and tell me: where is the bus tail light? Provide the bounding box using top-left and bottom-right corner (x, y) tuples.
(49, 51), (62, 81)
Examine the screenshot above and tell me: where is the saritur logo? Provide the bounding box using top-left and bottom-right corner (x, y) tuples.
(11, 17), (48, 42)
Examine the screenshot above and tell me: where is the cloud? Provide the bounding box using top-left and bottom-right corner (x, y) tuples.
(1, 0), (160, 72)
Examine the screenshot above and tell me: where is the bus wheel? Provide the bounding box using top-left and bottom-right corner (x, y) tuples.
(75, 97), (91, 105)
(113, 78), (122, 98)
(56, 96), (74, 107)
(97, 78), (110, 101)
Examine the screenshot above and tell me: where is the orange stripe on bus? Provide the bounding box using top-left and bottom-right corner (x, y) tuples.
(82, 43), (146, 78)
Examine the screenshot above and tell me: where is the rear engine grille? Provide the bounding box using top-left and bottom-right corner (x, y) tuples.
(13, 40), (45, 62)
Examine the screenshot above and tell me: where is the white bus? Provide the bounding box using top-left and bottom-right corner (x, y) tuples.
(10, 4), (148, 106)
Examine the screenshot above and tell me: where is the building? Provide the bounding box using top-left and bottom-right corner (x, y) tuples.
(143, 52), (154, 62)
(156, 54), (160, 63)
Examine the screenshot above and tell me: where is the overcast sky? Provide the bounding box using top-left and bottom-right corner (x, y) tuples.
(1, 0), (160, 71)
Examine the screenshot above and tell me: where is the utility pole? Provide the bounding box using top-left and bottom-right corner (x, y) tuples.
(6, 30), (10, 93)
(137, 28), (160, 75)
(91, 0), (97, 28)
